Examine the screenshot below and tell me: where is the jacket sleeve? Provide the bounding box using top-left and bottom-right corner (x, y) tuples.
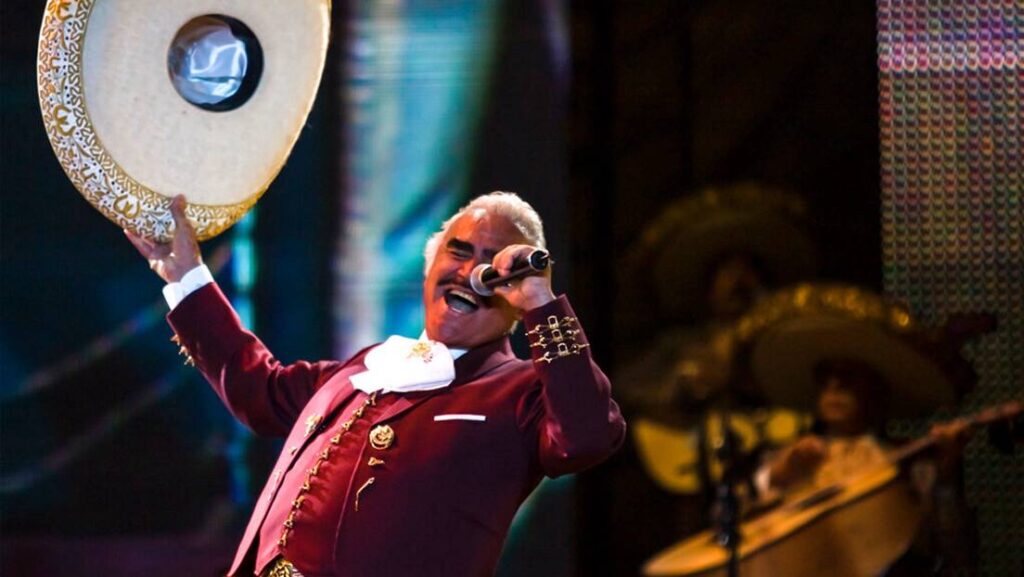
(167, 282), (345, 437)
(517, 295), (627, 477)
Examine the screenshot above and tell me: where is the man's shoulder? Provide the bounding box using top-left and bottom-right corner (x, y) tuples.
(344, 342), (379, 364)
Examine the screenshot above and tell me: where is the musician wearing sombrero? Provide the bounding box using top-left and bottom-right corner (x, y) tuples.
(759, 358), (969, 489)
(617, 183), (817, 428)
(742, 286), (984, 577)
(126, 192), (626, 577)
(612, 183), (818, 562)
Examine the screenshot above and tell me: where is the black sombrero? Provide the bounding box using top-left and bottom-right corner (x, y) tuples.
(630, 182), (817, 322)
(716, 284), (986, 418)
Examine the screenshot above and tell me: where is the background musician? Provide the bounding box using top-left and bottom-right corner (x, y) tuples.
(756, 357), (978, 577)
(610, 184), (818, 571)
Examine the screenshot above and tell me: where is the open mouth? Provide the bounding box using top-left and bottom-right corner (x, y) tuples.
(444, 287), (480, 313)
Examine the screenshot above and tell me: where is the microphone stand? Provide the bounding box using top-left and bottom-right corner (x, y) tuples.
(714, 402), (742, 577)
(672, 343), (754, 577)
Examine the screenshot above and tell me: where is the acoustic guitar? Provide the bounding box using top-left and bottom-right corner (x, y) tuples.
(643, 401), (1022, 577)
(632, 408), (807, 495)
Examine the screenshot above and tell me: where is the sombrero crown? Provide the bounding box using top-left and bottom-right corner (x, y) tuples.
(627, 182), (817, 322)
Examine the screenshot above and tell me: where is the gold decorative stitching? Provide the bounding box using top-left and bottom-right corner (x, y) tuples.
(262, 557), (303, 577)
(369, 424), (395, 450)
(304, 414), (322, 437)
(355, 477), (376, 511)
(526, 313), (586, 364)
(535, 343), (590, 364)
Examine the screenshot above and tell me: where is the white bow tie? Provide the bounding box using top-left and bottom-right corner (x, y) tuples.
(350, 336), (457, 395)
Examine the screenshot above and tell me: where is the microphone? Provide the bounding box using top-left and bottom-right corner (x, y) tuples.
(469, 249), (550, 296)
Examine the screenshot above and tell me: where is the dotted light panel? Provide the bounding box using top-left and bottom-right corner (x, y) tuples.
(878, 1), (1023, 574)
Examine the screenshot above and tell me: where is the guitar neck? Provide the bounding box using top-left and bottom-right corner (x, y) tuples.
(887, 434), (938, 465)
(887, 401), (1022, 464)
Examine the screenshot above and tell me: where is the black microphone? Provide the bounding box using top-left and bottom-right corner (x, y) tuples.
(469, 249), (550, 296)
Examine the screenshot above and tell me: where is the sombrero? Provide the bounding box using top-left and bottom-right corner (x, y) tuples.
(37, 0), (331, 241)
(630, 182), (817, 322)
(717, 284), (984, 418)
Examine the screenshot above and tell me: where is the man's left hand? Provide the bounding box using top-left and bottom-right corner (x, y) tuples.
(929, 418), (971, 481)
(490, 244), (556, 312)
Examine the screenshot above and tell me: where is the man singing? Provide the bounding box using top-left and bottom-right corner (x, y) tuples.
(126, 191), (626, 577)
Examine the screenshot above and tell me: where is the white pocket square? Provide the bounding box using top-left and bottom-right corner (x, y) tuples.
(433, 414), (487, 422)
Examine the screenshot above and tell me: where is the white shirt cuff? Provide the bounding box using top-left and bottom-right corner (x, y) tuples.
(162, 264), (214, 310)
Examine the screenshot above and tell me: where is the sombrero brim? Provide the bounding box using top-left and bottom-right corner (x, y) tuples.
(748, 315), (958, 418)
(38, 0), (331, 240)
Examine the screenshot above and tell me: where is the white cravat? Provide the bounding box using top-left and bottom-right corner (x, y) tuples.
(350, 335), (466, 395)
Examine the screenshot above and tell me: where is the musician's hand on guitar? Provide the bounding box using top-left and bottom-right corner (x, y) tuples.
(770, 436), (827, 488)
(929, 418), (971, 481)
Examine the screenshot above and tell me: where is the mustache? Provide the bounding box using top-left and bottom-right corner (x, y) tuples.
(438, 273), (471, 289)
(437, 274), (500, 305)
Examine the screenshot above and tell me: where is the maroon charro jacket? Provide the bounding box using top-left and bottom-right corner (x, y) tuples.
(167, 283), (626, 576)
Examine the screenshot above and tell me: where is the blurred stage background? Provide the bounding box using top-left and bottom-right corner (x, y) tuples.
(1, 0), (1020, 575)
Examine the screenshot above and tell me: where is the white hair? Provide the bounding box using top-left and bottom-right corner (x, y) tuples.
(423, 191), (546, 275)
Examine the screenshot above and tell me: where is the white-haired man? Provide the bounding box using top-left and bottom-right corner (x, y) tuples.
(126, 192), (626, 577)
